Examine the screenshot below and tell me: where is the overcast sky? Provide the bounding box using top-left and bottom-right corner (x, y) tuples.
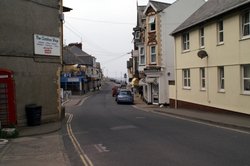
(63, 0), (176, 79)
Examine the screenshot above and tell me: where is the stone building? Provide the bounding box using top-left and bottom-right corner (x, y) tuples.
(0, 0), (68, 126)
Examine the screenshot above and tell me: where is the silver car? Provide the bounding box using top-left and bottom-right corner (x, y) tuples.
(115, 89), (134, 104)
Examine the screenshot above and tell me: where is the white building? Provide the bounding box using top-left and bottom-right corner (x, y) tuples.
(142, 0), (205, 105)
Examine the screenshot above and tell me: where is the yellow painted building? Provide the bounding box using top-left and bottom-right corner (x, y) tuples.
(171, 0), (250, 115)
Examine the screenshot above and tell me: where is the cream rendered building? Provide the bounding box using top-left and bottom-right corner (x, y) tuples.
(171, 0), (250, 115)
(160, 0), (205, 104)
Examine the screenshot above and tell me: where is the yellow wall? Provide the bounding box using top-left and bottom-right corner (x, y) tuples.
(173, 12), (250, 114)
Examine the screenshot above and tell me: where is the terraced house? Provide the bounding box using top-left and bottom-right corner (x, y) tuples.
(142, 1), (171, 105)
(61, 43), (102, 95)
(133, 0), (205, 105)
(171, 0), (250, 115)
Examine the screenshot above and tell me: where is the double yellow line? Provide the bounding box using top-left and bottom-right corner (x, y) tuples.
(66, 113), (94, 166)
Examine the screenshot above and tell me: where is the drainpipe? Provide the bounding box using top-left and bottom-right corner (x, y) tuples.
(174, 38), (178, 109)
(206, 56), (210, 103)
(59, 0), (63, 119)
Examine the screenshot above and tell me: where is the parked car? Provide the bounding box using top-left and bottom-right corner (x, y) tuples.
(115, 89), (134, 104)
(112, 86), (118, 97)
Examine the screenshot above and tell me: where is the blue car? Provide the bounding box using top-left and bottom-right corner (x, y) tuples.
(115, 89), (134, 104)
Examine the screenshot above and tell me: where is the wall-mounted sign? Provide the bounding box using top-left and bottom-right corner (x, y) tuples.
(34, 34), (60, 56)
(67, 77), (80, 82)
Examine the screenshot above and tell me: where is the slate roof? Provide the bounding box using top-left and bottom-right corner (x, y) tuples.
(136, 5), (146, 27)
(63, 6), (72, 12)
(138, 5), (146, 14)
(63, 46), (93, 66)
(171, 0), (250, 35)
(150, 0), (171, 12)
(138, 5), (146, 19)
(144, 0), (171, 14)
(63, 48), (81, 65)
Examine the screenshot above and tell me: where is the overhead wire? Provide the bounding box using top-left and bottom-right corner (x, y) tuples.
(64, 24), (82, 41)
(67, 16), (134, 25)
(22, 0), (58, 9)
(64, 21), (128, 57)
(63, 16), (133, 66)
(64, 22), (132, 66)
(102, 52), (131, 65)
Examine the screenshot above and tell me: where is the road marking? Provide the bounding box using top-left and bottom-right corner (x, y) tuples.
(133, 105), (250, 135)
(110, 125), (137, 131)
(0, 139), (8, 145)
(94, 144), (109, 153)
(136, 116), (145, 119)
(66, 113), (94, 166)
(77, 96), (90, 106)
(152, 110), (250, 135)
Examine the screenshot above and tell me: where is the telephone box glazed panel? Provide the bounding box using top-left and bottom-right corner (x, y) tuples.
(0, 69), (16, 126)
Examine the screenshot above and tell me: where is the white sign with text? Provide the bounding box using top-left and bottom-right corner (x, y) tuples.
(34, 34), (60, 56)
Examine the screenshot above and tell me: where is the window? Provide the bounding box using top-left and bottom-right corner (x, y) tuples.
(218, 66), (225, 92)
(149, 16), (156, 31)
(242, 10), (250, 38)
(183, 69), (191, 89)
(199, 27), (205, 48)
(200, 68), (206, 90)
(135, 31), (140, 39)
(242, 64), (250, 94)
(150, 46), (156, 63)
(139, 46), (145, 65)
(182, 32), (190, 51)
(217, 20), (224, 44)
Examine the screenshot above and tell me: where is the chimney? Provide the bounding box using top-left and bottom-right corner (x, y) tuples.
(68, 42), (82, 50)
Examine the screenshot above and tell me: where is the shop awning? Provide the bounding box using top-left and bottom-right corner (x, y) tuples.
(146, 77), (155, 83)
(146, 77), (158, 84)
(139, 78), (146, 85)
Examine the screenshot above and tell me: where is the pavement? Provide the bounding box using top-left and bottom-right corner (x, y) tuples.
(133, 94), (250, 133)
(0, 92), (250, 166)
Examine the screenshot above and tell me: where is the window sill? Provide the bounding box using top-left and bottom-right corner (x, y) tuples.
(241, 91), (250, 96)
(218, 89), (225, 93)
(217, 42), (224, 46)
(200, 88), (206, 91)
(240, 36), (250, 41)
(149, 30), (156, 33)
(182, 50), (190, 54)
(183, 87), (191, 90)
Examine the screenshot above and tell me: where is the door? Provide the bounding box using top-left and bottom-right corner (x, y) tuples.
(152, 83), (159, 104)
(0, 69), (16, 127)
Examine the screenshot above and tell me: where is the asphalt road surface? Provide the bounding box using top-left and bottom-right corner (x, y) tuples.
(62, 81), (250, 166)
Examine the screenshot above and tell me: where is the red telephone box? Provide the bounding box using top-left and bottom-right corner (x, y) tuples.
(0, 69), (17, 127)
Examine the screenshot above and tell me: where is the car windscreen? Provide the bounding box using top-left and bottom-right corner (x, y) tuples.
(119, 91), (131, 95)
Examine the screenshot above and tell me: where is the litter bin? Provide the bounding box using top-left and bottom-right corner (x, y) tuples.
(25, 104), (42, 126)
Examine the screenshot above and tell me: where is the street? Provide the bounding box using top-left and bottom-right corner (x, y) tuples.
(62, 82), (250, 166)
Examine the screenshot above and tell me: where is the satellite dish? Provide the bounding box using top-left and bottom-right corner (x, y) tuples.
(197, 50), (208, 59)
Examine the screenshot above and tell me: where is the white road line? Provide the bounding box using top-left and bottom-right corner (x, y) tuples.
(0, 139), (8, 145)
(133, 106), (250, 135)
(94, 144), (103, 153)
(153, 110), (250, 135)
(77, 96), (89, 106)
